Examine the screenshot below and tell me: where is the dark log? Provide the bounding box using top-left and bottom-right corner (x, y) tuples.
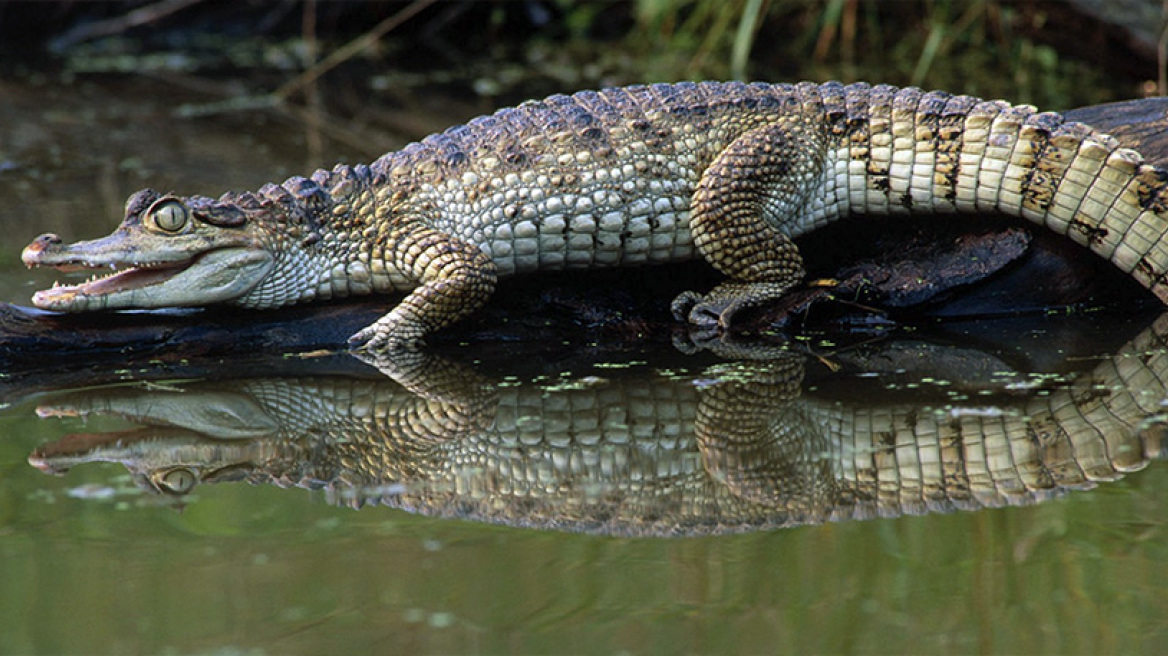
(1063, 98), (1168, 164)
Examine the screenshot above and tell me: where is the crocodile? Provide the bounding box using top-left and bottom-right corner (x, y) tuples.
(28, 317), (1168, 536)
(21, 81), (1168, 350)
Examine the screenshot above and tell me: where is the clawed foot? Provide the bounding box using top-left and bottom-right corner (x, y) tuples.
(670, 290), (751, 333)
(347, 319), (425, 353)
(672, 284), (834, 336)
(671, 283), (847, 357)
(670, 290), (767, 355)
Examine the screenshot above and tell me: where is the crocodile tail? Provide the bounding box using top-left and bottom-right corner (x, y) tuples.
(973, 102), (1168, 301)
(1050, 142), (1168, 301)
(830, 82), (1168, 302)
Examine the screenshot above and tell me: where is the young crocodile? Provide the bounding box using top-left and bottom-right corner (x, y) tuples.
(21, 81), (1168, 350)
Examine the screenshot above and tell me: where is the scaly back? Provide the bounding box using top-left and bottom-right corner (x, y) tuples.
(362, 81), (1168, 301)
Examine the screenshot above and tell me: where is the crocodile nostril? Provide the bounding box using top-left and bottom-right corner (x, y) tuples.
(21, 233), (63, 267)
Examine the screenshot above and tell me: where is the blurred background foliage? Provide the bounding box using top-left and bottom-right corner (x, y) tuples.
(0, 0), (1160, 111)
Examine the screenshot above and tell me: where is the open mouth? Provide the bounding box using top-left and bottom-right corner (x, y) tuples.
(23, 236), (272, 311)
(31, 257), (196, 307)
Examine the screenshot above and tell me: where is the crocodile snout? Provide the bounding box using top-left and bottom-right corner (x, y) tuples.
(21, 233), (62, 268)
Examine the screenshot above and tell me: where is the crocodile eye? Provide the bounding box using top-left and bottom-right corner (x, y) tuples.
(154, 468), (197, 495)
(150, 200), (188, 233)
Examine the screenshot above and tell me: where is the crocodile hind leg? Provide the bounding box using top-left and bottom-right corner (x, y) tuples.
(350, 224), (497, 351)
(672, 121), (827, 332)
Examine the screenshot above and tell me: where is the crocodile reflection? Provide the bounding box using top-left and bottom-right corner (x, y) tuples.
(29, 321), (1168, 536)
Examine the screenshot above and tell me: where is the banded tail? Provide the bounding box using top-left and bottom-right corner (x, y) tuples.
(823, 81), (1168, 301)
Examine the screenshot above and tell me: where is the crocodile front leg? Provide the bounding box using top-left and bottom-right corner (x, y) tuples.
(672, 121), (828, 332)
(350, 224), (497, 351)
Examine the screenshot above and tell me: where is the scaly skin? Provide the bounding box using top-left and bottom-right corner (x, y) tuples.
(27, 316), (1168, 536)
(21, 81), (1168, 349)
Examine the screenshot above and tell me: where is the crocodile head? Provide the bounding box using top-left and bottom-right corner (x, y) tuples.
(22, 188), (288, 312)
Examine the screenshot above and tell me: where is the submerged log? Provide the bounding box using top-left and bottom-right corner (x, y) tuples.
(3, 97), (1168, 369)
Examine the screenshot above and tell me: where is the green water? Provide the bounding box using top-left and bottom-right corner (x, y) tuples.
(3, 402), (1167, 654)
(2, 69), (1168, 656)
